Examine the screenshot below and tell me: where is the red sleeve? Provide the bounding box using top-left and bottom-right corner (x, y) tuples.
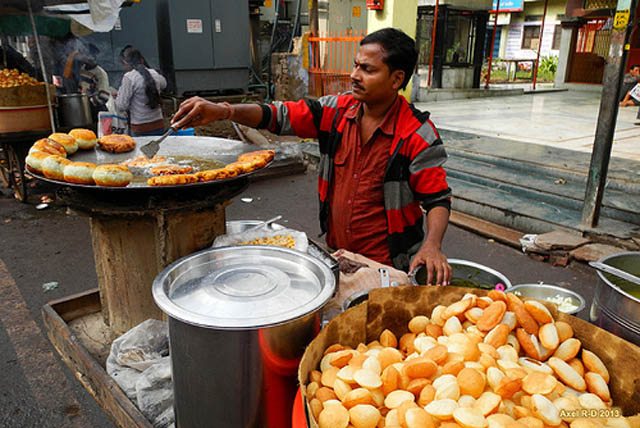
(266, 99), (318, 138)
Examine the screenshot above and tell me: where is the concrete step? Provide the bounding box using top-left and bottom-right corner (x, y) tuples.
(523, 88), (568, 94)
(295, 140), (640, 239)
(447, 145), (640, 194)
(446, 154), (640, 225)
(417, 87), (524, 103)
(440, 129), (640, 190)
(448, 175), (640, 239)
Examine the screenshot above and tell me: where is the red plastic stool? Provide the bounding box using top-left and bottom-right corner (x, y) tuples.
(292, 387), (308, 428)
(259, 330), (302, 428)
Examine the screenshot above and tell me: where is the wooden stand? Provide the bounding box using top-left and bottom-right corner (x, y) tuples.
(58, 179), (247, 335)
(90, 204), (226, 334)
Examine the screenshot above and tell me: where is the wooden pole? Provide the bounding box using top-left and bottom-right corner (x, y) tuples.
(309, 0), (320, 96)
(581, 0), (637, 228)
(427, 0), (440, 88)
(532, 0), (549, 90)
(485, 0), (500, 89)
(27, 0), (55, 132)
(309, 0), (319, 36)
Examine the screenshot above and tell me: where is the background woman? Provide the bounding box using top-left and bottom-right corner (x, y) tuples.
(115, 47), (166, 136)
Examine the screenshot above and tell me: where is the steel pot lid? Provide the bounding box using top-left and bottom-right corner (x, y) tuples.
(152, 245), (336, 330)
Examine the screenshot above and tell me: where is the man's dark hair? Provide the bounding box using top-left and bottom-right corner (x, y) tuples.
(360, 28), (418, 90)
(631, 64), (640, 70)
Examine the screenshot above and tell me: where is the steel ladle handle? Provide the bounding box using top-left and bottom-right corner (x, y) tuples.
(247, 215), (283, 232)
(589, 261), (640, 286)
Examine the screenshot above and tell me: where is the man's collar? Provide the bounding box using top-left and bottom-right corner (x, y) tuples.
(344, 101), (361, 119)
(344, 96), (401, 136)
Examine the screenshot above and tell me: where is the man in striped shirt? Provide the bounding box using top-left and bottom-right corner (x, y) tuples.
(173, 28), (452, 285)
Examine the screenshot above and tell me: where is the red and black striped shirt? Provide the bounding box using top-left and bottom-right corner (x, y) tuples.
(259, 94), (451, 271)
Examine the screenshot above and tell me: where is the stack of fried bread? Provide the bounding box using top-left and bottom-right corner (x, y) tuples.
(25, 130), (132, 187)
(26, 136), (273, 188)
(305, 290), (634, 428)
(147, 149), (274, 186)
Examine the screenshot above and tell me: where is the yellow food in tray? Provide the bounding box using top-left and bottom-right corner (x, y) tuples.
(239, 234), (296, 249)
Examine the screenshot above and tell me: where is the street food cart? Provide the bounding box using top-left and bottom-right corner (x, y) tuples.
(0, 72), (56, 200)
(27, 127), (639, 428)
(15, 3), (639, 428)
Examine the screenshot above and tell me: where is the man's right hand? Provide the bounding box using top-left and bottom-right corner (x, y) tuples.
(171, 96), (232, 129)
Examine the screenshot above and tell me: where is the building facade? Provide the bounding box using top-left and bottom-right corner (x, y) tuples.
(493, 0), (567, 62)
(416, 0), (492, 90)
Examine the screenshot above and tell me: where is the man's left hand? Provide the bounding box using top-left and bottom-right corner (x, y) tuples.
(409, 243), (451, 286)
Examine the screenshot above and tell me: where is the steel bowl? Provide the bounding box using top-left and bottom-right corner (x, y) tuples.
(410, 258), (512, 289)
(225, 220), (339, 284)
(507, 283), (586, 315)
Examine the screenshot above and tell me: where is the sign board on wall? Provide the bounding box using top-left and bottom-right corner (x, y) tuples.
(186, 19), (203, 34)
(491, 0), (524, 12)
(496, 13), (511, 26)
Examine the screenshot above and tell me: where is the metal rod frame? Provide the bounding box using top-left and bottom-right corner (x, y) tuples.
(532, 0), (549, 90)
(27, 0), (56, 133)
(485, 0), (500, 89)
(427, 0), (439, 88)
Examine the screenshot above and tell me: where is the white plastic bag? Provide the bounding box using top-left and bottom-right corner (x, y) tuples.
(98, 111), (129, 137)
(135, 357), (174, 427)
(106, 319), (169, 400)
(98, 93), (128, 137)
(519, 234), (539, 253)
(107, 319), (168, 373)
(212, 227), (309, 253)
(630, 83), (640, 102)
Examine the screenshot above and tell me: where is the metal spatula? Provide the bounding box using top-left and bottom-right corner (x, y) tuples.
(140, 126), (176, 158)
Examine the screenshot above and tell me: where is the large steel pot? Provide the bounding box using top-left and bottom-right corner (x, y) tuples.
(590, 251), (640, 346)
(153, 245), (335, 428)
(56, 93), (92, 128)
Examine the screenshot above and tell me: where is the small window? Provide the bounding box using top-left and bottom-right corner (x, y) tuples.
(522, 25), (541, 49)
(552, 24), (562, 50)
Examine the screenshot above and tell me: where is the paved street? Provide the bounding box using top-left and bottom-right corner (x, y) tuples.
(416, 90), (640, 161)
(0, 171), (597, 427)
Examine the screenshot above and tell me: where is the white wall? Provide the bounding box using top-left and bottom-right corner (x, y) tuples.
(501, 0), (565, 59)
(504, 21), (560, 59)
(555, 25), (574, 86)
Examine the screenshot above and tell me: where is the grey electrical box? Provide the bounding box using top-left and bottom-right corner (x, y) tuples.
(158, 0), (250, 94)
(85, 0), (250, 95)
